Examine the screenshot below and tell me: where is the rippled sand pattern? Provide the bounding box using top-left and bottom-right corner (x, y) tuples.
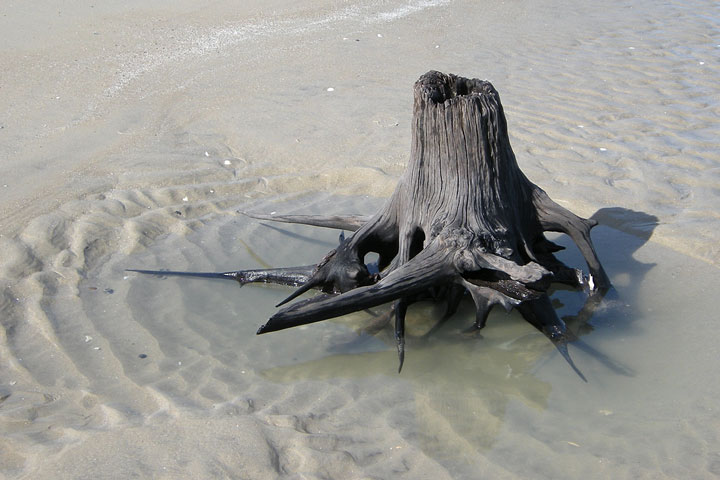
(1, 0), (719, 478)
(501, 1), (719, 265)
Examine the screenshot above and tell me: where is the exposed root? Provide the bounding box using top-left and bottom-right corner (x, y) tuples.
(126, 266), (315, 287)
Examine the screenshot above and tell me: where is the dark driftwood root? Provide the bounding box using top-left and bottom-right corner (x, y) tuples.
(130, 71), (611, 380)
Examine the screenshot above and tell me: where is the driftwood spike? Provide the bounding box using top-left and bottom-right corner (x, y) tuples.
(275, 278), (320, 307)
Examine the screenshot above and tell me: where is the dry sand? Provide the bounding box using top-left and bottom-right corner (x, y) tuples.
(1, 0), (719, 478)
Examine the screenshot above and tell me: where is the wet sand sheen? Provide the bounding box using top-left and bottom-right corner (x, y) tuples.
(1, 0), (719, 478)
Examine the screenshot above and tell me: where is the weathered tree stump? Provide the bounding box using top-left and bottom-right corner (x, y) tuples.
(131, 71), (611, 379)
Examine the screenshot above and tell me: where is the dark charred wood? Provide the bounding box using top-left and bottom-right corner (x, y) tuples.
(131, 71), (613, 380)
(254, 71), (611, 379)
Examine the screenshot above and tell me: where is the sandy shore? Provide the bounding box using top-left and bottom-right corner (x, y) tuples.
(1, 0), (719, 478)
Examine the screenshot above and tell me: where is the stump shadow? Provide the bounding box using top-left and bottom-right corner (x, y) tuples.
(538, 207), (659, 377)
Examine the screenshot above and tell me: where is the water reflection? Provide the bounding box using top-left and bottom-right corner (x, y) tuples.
(262, 310), (553, 459)
(258, 207), (659, 459)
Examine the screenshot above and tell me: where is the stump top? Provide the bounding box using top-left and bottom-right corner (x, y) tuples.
(415, 70), (498, 105)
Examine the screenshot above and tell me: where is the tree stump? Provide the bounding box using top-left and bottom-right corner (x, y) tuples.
(131, 71), (611, 378)
(258, 71), (609, 376)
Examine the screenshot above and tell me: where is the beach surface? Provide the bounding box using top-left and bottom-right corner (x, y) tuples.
(1, 0), (719, 478)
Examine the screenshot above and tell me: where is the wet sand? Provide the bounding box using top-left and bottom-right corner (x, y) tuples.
(1, 0), (719, 478)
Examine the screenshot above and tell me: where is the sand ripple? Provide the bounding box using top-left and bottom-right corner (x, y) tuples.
(2, 0), (720, 478)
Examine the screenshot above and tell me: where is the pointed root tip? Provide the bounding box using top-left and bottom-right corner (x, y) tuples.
(396, 346), (405, 373)
(125, 269), (165, 275)
(275, 295), (296, 308)
(275, 281), (317, 307)
(275, 294), (295, 308)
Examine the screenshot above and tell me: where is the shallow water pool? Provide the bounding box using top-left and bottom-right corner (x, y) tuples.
(73, 194), (720, 478)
